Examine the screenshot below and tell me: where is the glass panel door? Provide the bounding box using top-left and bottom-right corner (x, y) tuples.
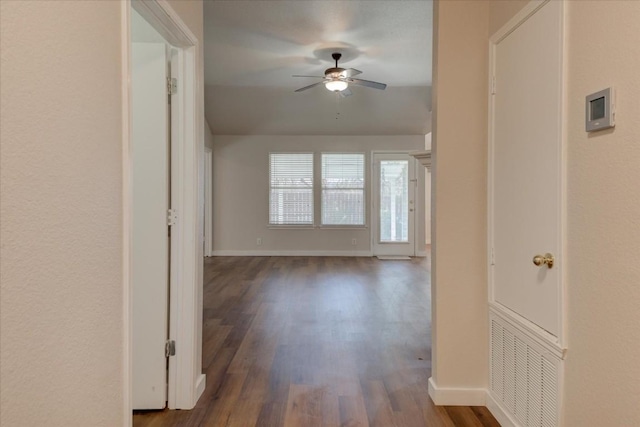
(379, 160), (409, 242)
(372, 153), (416, 256)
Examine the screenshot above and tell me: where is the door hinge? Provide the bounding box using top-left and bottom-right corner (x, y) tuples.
(165, 340), (176, 357)
(168, 209), (177, 226)
(167, 77), (177, 95)
(491, 75), (496, 95)
(491, 247), (496, 265)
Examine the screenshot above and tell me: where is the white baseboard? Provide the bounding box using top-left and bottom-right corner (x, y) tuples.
(194, 373), (206, 404)
(486, 392), (518, 427)
(211, 250), (373, 257)
(427, 377), (487, 406)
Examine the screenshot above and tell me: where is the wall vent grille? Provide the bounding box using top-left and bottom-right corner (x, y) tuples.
(490, 316), (559, 427)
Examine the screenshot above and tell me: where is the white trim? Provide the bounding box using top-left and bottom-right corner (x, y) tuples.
(132, 0), (196, 47)
(121, 2), (133, 425)
(204, 148), (213, 257)
(169, 44), (201, 410)
(195, 374), (206, 400)
(416, 250), (428, 257)
(486, 392), (519, 427)
(427, 378), (486, 406)
(408, 150), (432, 172)
(490, 304), (566, 359)
(211, 250), (373, 257)
(370, 151), (419, 257)
(128, 0), (204, 412)
(558, 0), (570, 359)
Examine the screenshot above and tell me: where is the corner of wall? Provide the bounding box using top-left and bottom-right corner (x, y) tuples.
(430, 0), (490, 397)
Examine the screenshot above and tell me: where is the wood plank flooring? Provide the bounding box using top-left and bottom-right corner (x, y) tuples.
(133, 256), (498, 427)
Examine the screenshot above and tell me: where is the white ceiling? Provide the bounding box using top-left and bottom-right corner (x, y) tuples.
(203, 0), (433, 135)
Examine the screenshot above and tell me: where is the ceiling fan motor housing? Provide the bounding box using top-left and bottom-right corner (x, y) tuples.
(327, 53), (346, 79)
(293, 51), (386, 93)
(325, 67), (347, 79)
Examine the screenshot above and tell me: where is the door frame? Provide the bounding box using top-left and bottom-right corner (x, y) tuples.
(487, 0), (567, 349)
(204, 147), (213, 257)
(123, 0), (205, 419)
(370, 151), (420, 257)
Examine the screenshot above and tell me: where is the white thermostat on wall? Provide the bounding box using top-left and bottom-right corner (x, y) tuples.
(586, 87), (615, 132)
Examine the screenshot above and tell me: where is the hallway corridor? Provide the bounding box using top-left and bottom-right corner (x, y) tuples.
(133, 256), (498, 427)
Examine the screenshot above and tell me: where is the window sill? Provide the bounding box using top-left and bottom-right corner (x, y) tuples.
(267, 225), (368, 230)
(268, 225), (315, 229)
(317, 225), (368, 230)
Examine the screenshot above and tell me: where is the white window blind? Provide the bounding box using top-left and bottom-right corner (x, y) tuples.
(321, 153), (365, 225)
(269, 153), (313, 225)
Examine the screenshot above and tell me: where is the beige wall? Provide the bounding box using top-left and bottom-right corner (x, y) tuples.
(0, 1), (204, 425)
(430, 0), (490, 393)
(212, 135), (425, 254)
(564, 1), (640, 425)
(488, 0), (529, 35)
(433, 0), (640, 424)
(0, 1), (124, 425)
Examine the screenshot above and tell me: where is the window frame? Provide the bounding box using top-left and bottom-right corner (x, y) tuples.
(319, 152), (367, 228)
(267, 151), (368, 229)
(268, 152), (315, 227)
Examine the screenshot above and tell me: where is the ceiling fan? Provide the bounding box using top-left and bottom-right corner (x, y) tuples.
(293, 52), (387, 96)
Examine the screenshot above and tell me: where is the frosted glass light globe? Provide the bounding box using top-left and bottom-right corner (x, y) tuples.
(325, 80), (348, 92)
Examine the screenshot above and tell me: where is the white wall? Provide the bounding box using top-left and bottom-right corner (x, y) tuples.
(0, 2), (125, 425)
(212, 135), (425, 255)
(564, 2), (640, 425)
(0, 1), (204, 425)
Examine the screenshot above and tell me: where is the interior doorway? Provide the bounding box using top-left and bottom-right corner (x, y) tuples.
(131, 10), (173, 408)
(126, 0), (205, 416)
(204, 147), (213, 257)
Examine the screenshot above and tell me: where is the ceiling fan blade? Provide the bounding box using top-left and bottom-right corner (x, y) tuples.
(292, 75), (325, 78)
(341, 68), (362, 77)
(294, 81), (324, 92)
(349, 78), (387, 90)
(339, 88), (353, 98)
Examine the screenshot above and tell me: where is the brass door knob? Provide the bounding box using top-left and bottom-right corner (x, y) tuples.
(533, 253), (554, 269)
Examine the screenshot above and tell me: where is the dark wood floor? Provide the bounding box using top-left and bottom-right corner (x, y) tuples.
(133, 256), (498, 427)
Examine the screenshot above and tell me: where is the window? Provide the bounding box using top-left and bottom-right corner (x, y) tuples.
(321, 153), (365, 225)
(269, 153), (313, 225)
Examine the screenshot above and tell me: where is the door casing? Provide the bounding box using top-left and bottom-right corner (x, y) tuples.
(123, 0), (205, 420)
(371, 151), (421, 257)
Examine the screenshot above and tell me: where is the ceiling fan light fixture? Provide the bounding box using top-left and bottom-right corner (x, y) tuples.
(325, 80), (348, 92)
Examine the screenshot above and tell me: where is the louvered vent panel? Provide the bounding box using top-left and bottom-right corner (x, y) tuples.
(527, 348), (543, 427)
(502, 327), (516, 414)
(514, 337), (529, 423)
(490, 316), (560, 427)
(491, 322), (504, 399)
(541, 358), (558, 427)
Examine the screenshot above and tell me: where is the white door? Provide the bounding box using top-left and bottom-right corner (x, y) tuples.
(490, 0), (564, 338)
(372, 153), (416, 256)
(132, 42), (170, 409)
